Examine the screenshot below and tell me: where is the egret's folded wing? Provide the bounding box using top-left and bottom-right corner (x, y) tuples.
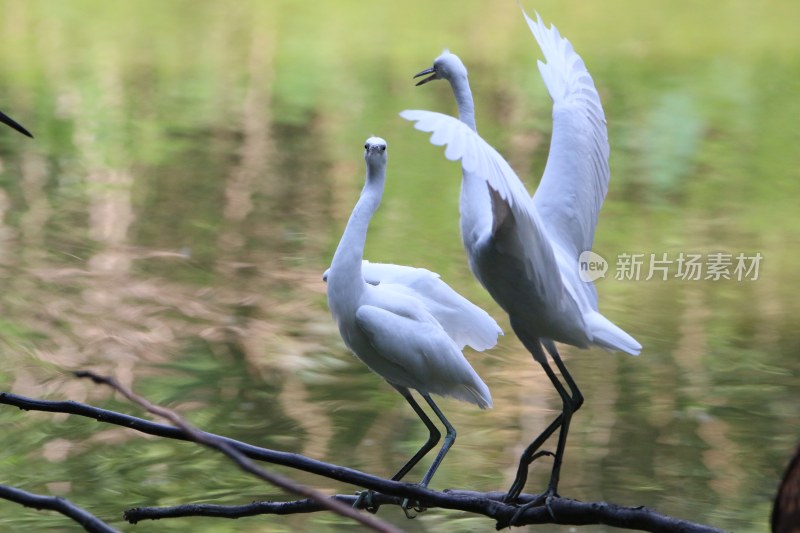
(401, 109), (563, 309)
(355, 304), (492, 408)
(325, 260), (501, 351)
(365, 262), (502, 351)
(359, 261), (416, 285)
(523, 9), (610, 259)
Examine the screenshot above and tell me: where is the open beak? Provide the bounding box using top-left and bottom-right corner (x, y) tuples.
(413, 66), (438, 86)
(0, 110), (33, 138)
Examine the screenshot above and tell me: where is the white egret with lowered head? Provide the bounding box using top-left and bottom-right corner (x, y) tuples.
(325, 137), (501, 513)
(0, 110), (33, 137)
(402, 7), (641, 506)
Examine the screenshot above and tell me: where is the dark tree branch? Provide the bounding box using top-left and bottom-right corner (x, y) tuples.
(124, 492), (726, 532)
(71, 370), (401, 533)
(124, 495), (364, 522)
(0, 484), (119, 533)
(0, 391), (727, 532)
(0, 391), (420, 497)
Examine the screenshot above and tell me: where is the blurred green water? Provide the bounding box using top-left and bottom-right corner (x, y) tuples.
(0, 1), (798, 531)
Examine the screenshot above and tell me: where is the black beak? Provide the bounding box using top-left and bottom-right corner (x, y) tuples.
(413, 66), (438, 86)
(0, 110), (33, 138)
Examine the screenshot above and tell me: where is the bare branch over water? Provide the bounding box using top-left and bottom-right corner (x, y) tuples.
(1, 389), (726, 532)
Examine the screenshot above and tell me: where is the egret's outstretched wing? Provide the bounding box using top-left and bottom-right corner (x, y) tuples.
(401, 109), (564, 308)
(523, 9), (609, 258)
(324, 260), (502, 351)
(401, 110), (533, 210)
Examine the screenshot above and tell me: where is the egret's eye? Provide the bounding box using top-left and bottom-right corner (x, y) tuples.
(364, 143), (369, 150)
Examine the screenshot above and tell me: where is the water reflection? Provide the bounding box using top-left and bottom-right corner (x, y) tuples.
(0, 1), (798, 532)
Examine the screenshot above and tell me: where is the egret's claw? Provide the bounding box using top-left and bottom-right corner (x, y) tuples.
(503, 449), (555, 504)
(400, 497), (426, 518)
(509, 489), (558, 525)
(353, 490), (380, 513)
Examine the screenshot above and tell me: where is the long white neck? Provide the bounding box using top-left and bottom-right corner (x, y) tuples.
(327, 156), (386, 307)
(447, 73), (490, 249)
(449, 73), (477, 132)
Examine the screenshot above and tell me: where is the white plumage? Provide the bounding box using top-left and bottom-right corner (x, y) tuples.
(324, 137), (499, 507)
(325, 260), (501, 352)
(405, 7), (641, 502)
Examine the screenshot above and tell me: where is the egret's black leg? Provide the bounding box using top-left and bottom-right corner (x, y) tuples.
(419, 394), (456, 488)
(505, 412), (562, 501)
(0, 110), (33, 138)
(505, 352), (569, 501)
(395, 394), (456, 516)
(508, 340), (584, 524)
(504, 330), (567, 500)
(540, 339), (583, 496)
(505, 331), (584, 505)
(390, 387), (442, 481)
(353, 386), (441, 514)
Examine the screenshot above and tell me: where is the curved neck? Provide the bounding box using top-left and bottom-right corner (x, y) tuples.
(447, 73), (487, 248)
(449, 73), (476, 131)
(328, 158), (386, 291)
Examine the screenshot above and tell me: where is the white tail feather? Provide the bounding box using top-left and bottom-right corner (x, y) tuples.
(586, 312), (641, 355)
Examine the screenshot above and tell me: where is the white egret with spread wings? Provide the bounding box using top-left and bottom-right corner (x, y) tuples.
(402, 8), (641, 505)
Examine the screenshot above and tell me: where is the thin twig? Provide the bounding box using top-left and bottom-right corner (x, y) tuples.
(72, 370), (402, 533)
(0, 484), (119, 533)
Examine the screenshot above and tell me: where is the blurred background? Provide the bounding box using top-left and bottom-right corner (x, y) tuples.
(0, 0), (798, 531)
